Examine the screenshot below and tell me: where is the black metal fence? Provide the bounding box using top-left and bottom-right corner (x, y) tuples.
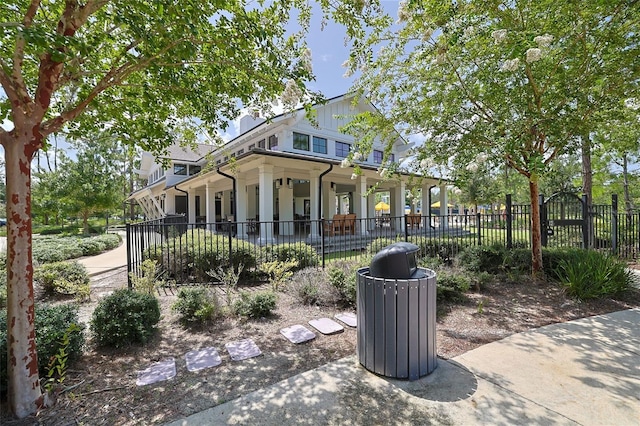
(126, 193), (640, 287)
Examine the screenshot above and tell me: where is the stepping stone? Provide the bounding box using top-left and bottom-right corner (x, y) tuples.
(185, 347), (222, 372)
(280, 324), (316, 344)
(225, 339), (261, 361)
(136, 358), (176, 386)
(335, 312), (357, 328)
(308, 317), (344, 335)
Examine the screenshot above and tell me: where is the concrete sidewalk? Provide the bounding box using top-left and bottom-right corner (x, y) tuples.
(78, 232), (127, 276)
(167, 308), (640, 425)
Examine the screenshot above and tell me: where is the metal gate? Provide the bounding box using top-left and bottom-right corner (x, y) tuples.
(541, 192), (588, 248)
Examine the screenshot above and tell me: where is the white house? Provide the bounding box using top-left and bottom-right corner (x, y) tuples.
(129, 93), (448, 243)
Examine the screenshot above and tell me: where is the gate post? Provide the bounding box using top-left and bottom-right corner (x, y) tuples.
(582, 194), (589, 249)
(611, 194), (618, 254)
(539, 194), (547, 247)
(506, 194), (513, 249)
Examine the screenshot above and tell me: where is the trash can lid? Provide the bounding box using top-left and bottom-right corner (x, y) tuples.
(369, 242), (419, 279)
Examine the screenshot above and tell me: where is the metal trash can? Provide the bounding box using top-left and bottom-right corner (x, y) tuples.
(357, 242), (437, 380)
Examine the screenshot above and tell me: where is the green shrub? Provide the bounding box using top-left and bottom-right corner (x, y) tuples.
(542, 248), (585, 280)
(233, 291), (277, 318)
(153, 230), (259, 280)
(259, 259), (298, 291)
(327, 262), (357, 307)
(265, 244), (319, 270)
(91, 289), (161, 347)
(92, 233), (121, 250)
(289, 268), (339, 307)
(129, 259), (162, 295)
(38, 225), (80, 236)
(556, 250), (630, 300)
(172, 287), (221, 324)
(294, 280), (320, 305)
(458, 244), (508, 274)
(0, 304), (85, 393)
(34, 261), (90, 300)
(78, 239), (106, 256)
(414, 237), (468, 264)
(436, 270), (471, 303)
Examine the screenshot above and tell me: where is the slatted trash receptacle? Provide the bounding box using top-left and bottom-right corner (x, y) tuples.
(357, 242), (437, 380)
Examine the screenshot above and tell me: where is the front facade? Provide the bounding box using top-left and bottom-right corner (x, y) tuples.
(130, 94), (448, 243)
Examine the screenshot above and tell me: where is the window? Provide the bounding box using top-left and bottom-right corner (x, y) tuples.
(237, 149), (244, 156)
(390, 153), (395, 162)
(216, 159), (221, 165)
(189, 165), (201, 175)
(268, 135), (278, 150)
(173, 163), (187, 175)
(258, 139), (265, 149)
(374, 150), (383, 164)
(293, 132), (310, 151)
(335, 141), (350, 158)
(249, 143), (255, 151)
(313, 136), (327, 154)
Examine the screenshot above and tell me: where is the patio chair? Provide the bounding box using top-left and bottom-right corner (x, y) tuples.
(343, 213), (356, 235)
(324, 214), (345, 236)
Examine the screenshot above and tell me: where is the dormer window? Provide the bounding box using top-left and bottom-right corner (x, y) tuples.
(189, 165), (201, 175)
(268, 134), (278, 150)
(173, 163), (187, 175)
(374, 150), (383, 164)
(293, 132), (309, 151)
(335, 141), (350, 158)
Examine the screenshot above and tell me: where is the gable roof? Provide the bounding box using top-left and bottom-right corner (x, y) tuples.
(165, 143), (215, 163)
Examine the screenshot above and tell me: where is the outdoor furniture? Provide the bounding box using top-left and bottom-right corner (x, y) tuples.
(407, 213), (421, 229)
(324, 214), (345, 236)
(343, 213), (356, 235)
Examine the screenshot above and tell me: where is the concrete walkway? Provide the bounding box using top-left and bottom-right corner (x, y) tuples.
(77, 232), (127, 276)
(167, 308), (640, 426)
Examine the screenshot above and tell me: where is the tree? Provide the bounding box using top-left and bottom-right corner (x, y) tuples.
(0, 0), (316, 417)
(339, 0), (639, 274)
(59, 139), (125, 234)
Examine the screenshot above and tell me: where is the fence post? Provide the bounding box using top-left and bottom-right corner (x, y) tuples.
(506, 194), (513, 249)
(582, 194), (589, 249)
(476, 212), (482, 245)
(539, 194), (547, 247)
(227, 219), (233, 268)
(126, 223), (132, 289)
(404, 214), (409, 242)
(611, 194), (618, 254)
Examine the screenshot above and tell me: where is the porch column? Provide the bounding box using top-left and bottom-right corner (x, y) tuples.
(354, 176), (368, 235)
(220, 190), (228, 220)
(308, 170), (321, 240)
(248, 185), (257, 219)
(322, 183), (331, 220)
(259, 164), (274, 243)
(439, 183), (448, 228)
(391, 180), (406, 231)
(422, 184), (431, 228)
(165, 192), (176, 215)
(278, 181), (294, 236)
(188, 189), (196, 224)
(236, 176), (247, 236)
(367, 190), (376, 232)
(206, 183), (215, 231)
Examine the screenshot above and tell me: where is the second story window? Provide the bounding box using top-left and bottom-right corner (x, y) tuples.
(390, 153), (395, 163)
(258, 139), (265, 149)
(249, 144), (255, 150)
(374, 150), (383, 164)
(189, 165), (201, 175)
(173, 163), (187, 175)
(268, 134), (278, 150)
(313, 136), (327, 154)
(335, 141), (350, 158)
(293, 132), (310, 151)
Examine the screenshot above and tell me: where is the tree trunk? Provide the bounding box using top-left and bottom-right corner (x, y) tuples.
(622, 154), (633, 213)
(5, 139), (43, 418)
(581, 132), (594, 247)
(83, 210), (90, 235)
(529, 179), (543, 276)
